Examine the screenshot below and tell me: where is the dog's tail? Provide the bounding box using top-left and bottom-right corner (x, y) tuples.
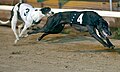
(0, 20), (10, 24)
(0, 3), (15, 25)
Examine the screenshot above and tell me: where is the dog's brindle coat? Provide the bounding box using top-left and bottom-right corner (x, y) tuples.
(29, 11), (115, 49)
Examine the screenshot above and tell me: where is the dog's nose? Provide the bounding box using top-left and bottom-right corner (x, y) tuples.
(51, 12), (54, 14)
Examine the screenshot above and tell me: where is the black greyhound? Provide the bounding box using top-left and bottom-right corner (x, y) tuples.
(28, 11), (115, 49)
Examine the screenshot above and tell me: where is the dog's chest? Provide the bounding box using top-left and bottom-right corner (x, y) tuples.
(69, 12), (84, 24)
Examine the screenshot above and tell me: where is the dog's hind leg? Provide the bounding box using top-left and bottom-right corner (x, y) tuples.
(37, 33), (48, 41)
(11, 11), (19, 44)
(27, 28), (44, 35)
(86, 25), (110, 48)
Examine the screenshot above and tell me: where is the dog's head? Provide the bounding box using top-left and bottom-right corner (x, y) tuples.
(40, 7), (54, 16)
(99, 19), (112, 37)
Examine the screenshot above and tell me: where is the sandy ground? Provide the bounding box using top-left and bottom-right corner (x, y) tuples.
(0, 22), (120, 72)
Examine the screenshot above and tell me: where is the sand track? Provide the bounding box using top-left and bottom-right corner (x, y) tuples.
(0, 23), (120, 72)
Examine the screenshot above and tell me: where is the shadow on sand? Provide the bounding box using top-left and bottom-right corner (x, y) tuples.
(73, 48), (120, 55)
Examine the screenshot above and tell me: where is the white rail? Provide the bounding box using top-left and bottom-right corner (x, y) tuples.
(0, 5), (120, 18)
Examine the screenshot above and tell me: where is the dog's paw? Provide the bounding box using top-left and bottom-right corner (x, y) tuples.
(36, 39), (40, 41)
(23, 34), (29, 38)
(109, 45), (115, 49)
(36, 38), (41, 41)
(14, 39), (19, 44)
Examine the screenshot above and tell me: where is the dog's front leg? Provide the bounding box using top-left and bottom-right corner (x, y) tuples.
(91, 34), (110, 47)
(86, 25), (109, 48)
(105, 38), (115, 49)
(18, 23), (24, 35)
(98, 31), (115, 49)
(19, 23), (31, 38)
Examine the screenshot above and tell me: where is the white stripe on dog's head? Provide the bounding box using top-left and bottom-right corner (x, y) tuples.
(46, 11), (54, 16)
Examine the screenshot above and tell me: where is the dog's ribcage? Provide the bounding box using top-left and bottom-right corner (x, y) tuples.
(69, 12), (84, 24)
(18, 4), (33, 21)
(18, 3), (44, 24)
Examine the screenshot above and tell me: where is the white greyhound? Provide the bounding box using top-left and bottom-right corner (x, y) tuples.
(0, 3), (53, 44)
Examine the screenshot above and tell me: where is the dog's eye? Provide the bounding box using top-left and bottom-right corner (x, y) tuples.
(35, 9), (38, 11)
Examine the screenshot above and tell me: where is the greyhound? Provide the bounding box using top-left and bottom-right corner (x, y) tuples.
(28, 11), (115, 49)
(0, 3), (54, 44)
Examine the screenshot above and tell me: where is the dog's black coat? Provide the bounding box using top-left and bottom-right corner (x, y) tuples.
(29, 11), (115, 49)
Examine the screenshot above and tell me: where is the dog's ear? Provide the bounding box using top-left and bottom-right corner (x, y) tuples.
(40, 7), (51, 14)
(98, 18), (109, 31)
